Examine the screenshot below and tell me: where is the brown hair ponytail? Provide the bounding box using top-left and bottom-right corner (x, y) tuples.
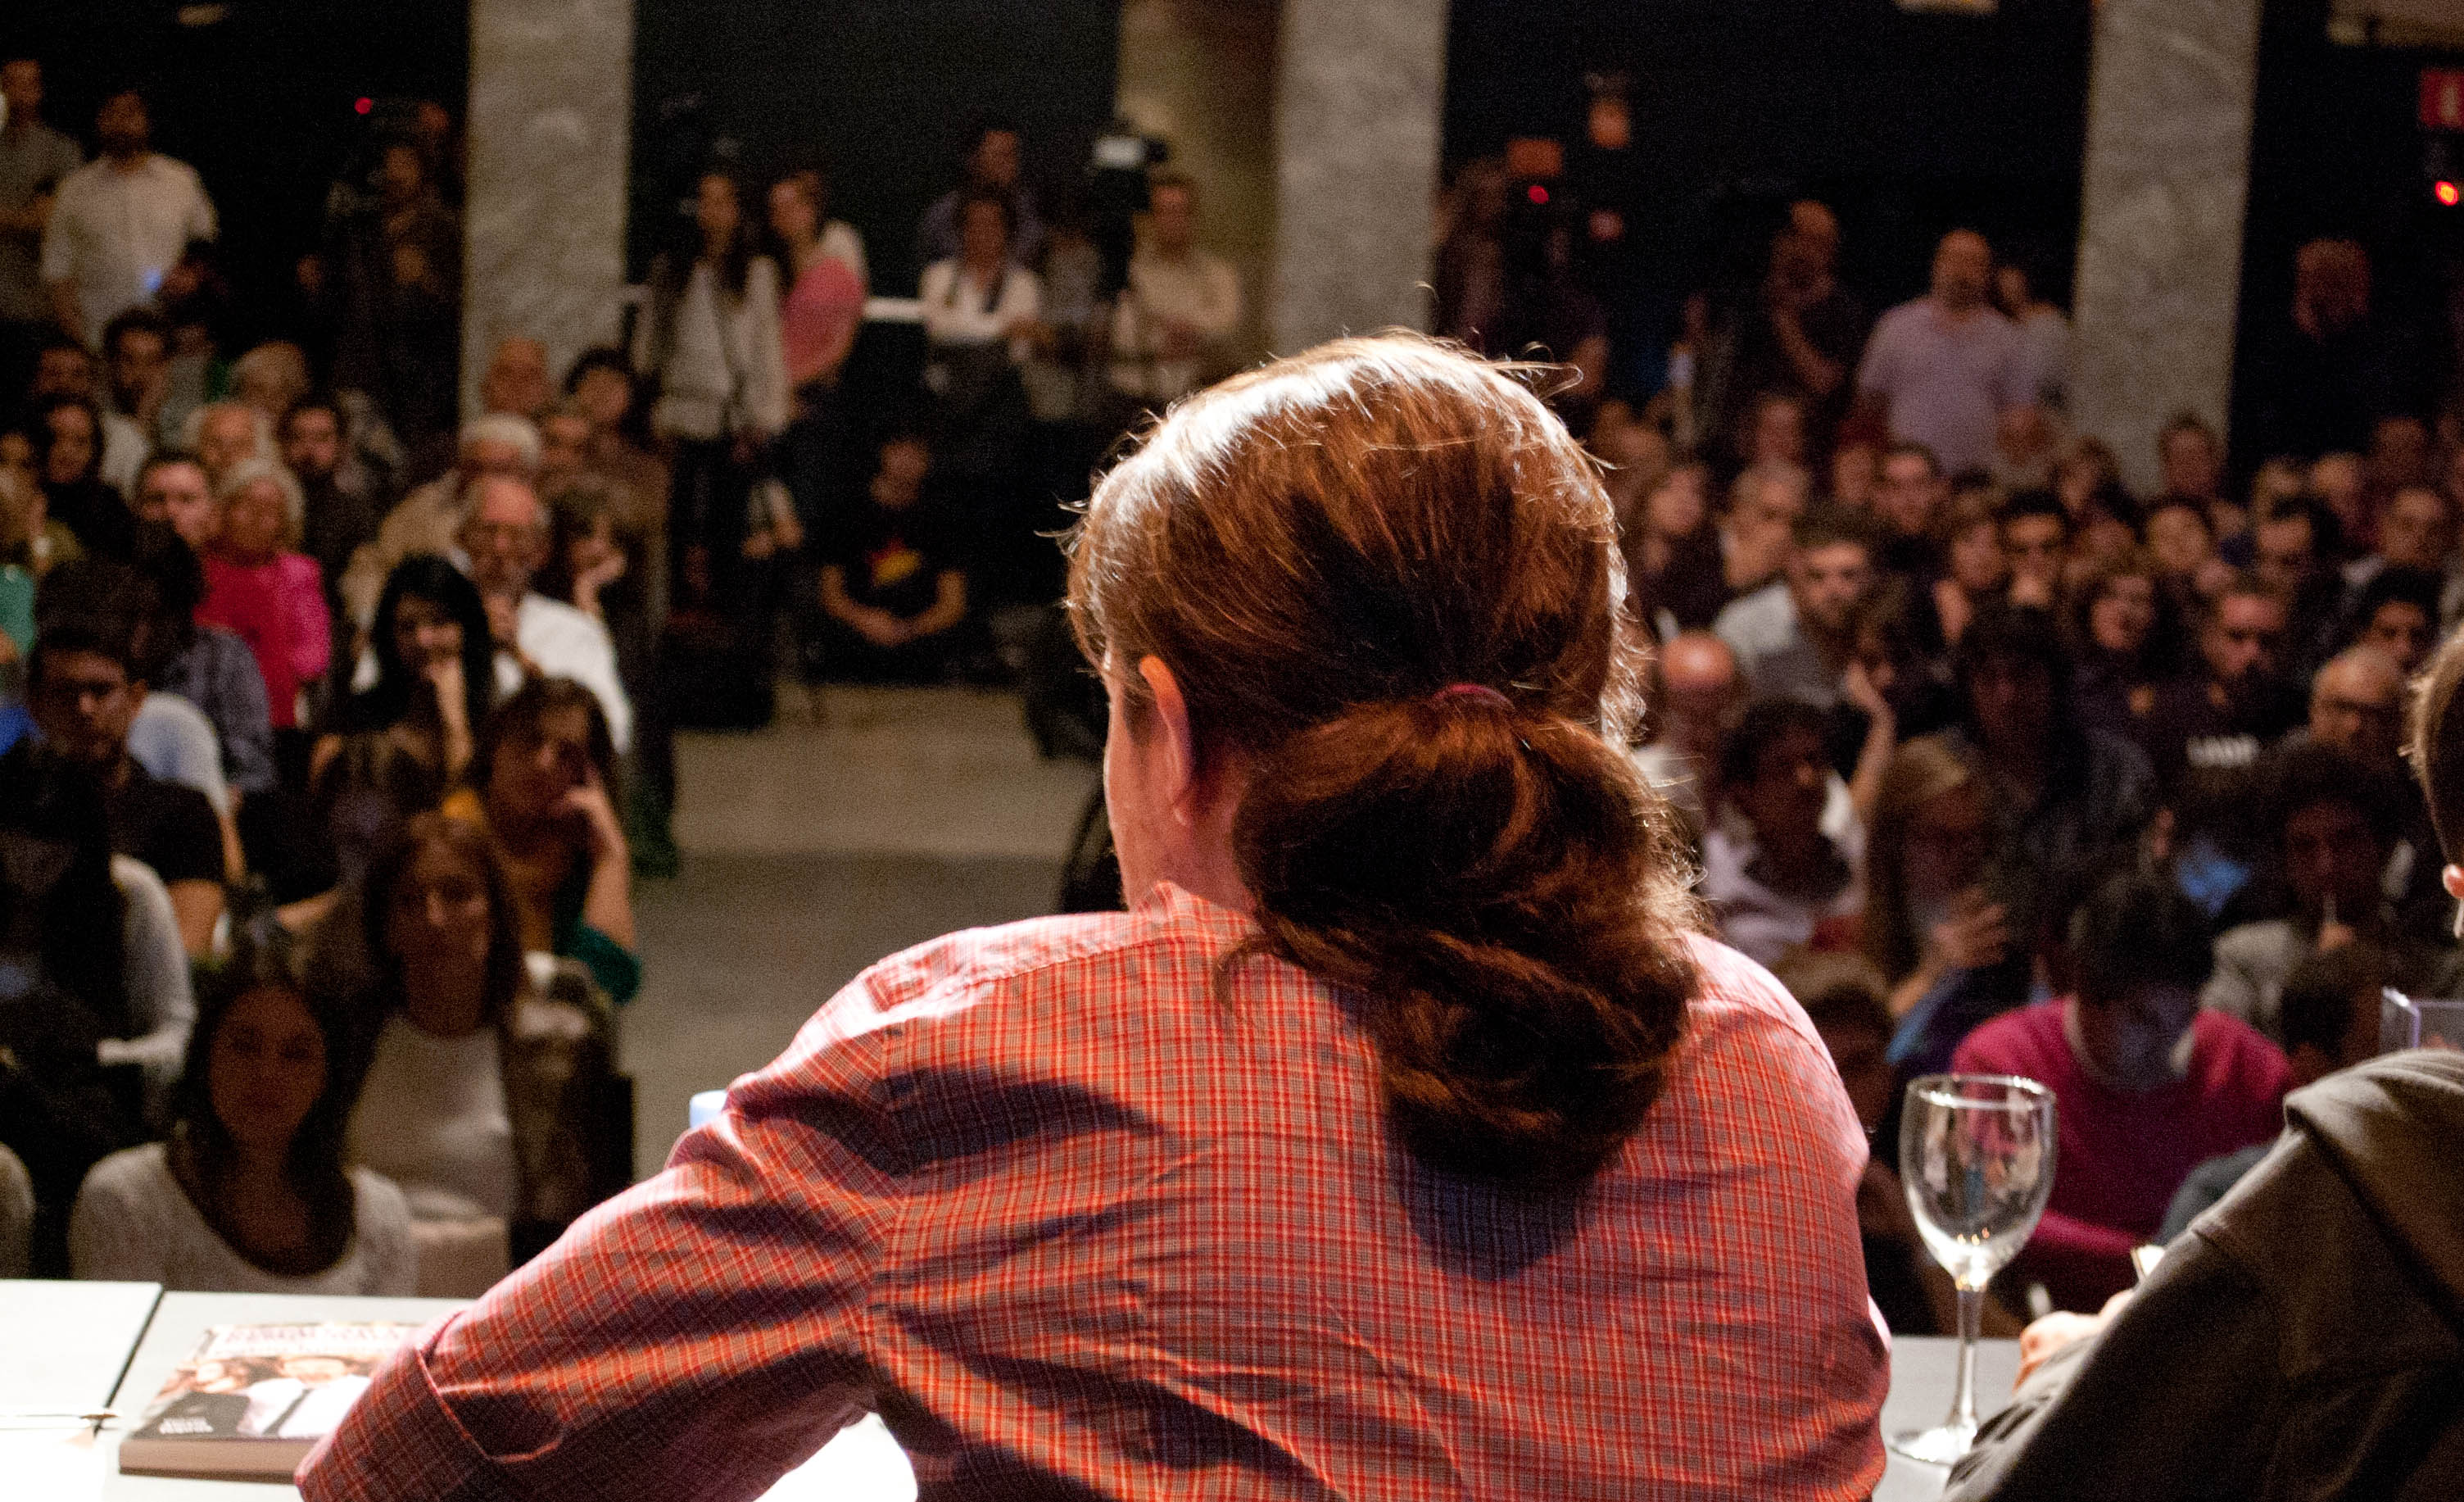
(1070, 334), (1701, 1189)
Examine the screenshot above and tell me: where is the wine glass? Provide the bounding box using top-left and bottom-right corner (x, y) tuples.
(1890, 1073), (2057, 1465)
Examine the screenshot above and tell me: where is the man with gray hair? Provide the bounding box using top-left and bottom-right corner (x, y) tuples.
(456, 474), (631, 751)
(339, 412), (540, 628)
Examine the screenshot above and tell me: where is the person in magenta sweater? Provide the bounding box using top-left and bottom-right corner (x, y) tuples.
(1952, 865), (2289, 1312)
(197, 456), (328, 729)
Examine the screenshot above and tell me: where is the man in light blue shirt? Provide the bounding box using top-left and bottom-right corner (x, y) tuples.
(1855, 229), (2030, 476)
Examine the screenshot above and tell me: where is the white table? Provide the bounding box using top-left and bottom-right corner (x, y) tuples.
(1877, 1336), (2024, 1501)
(3, 1282), (2018, 1499)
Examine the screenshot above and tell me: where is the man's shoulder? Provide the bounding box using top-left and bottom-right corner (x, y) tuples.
(1710, 579), (1796, 651)
(1954, 999), (2064, 1069)
(519, 593), (614, 654)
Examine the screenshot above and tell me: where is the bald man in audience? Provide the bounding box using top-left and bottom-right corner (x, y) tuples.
(481, 337), (553, 422)
(1632, 632), (1745, 847)
(2306, 644), (2444, 924)
(337, 414), (541, 628)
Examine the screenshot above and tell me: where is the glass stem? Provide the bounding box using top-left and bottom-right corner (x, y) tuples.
(1948, 1284), (1982, 1432)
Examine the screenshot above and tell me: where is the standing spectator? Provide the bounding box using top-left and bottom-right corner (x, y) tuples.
(197, 459), (328, 734)
(70, 927), (415, 1295)
(324, 141), (460, 474)
(1713, 506), (1875, 710)
(635, 170), (788, 624)
(919, 190), (1040, 597)
(1854, 229), (2030, 477)
(1714, 206), (1868, 459)
(1953, 867), (2290, 1312)
(1701, 698), (1863, 966)
(1993, 253), (2071, 411)
(40, 88), (215, 347)
(768, 167), (866, 401)
(1107, 174), (1240, 409)
(2239, 238), (2407, 463)
(916, 120), (1043, 271)
(0, 57), (83, 384)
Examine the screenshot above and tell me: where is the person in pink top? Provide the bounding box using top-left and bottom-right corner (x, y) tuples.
(1953, 865), (2290, 1312)
(300, 335), (1886, 1500)
(768, 167), (867, 397)
(197, 456), (328, 729)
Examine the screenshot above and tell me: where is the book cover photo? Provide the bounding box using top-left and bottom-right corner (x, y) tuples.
(119, 1322), (416, 1481)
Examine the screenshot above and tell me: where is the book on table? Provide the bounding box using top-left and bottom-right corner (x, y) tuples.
(118, 1322), (415, 1481)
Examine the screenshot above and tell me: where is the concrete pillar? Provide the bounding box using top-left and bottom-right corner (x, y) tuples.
(462, 0), (635, 416)
(1116, 0), (1281, 366)
(1267, 0), (1449, 353)
(2068, 0), (2265, 495)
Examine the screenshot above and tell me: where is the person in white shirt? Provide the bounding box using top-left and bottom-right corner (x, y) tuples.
(40, 88), (215, 347)
(1108, 173), (1241, 405)
(70, 928), (415, 1295)
(920, 191), (1044, 360)
(457, 475), (632, 753)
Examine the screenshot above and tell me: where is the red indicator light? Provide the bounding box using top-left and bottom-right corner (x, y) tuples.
(2437, 179), (2461, 206)
(1527, 184), (1549, 204)
(355, 97), (374, 116)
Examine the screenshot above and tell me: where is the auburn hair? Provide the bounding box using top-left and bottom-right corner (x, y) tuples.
(1067, 334), (1701, 1189)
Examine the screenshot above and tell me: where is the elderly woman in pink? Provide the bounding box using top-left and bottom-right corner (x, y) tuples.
(197, 456), (329, 731)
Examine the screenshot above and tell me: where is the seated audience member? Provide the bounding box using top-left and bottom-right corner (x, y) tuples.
(131, 450), (220, 546)
(2303, 642), (2446, 924)
(2142, 494), (2217, 609)
(1714, 506), (1876, 710)
(2135, 574), (2301, 846)
(2248, 496), (2344, 675)
(0, 1143), (29, 1278)
(1930, 484), (2009, 648)
(334, 814), (620, 1279)
(2149, 411), (2235, 542)
(105, 852), (197, 1119)
(2340, 561), (2441, 677)
(70, 927), (415, 1295)
(125, 520), (278, 798)
(337, 415), (540, 630)
(2348, 483), (2453, 596)
(1943, 602), (2158, 932)
(1840, 580), (1961, 787)
(2163, 941), (2389, 1241)
(442, 678), (639, 1003)
(1661, 461), (1807, 628)
(283, 733), (449, 959)
(323, 556), (496, 783)
(2204, 743), (2453, 1039)
(1624, 456), (1714, 634)
(31, 337), (149, 494)
(1828, 435), (1880, 511)
(561, 348), (670, 578)
(538, 476), (652, 708)
(1996, 488), (2069, 610)
(6, 619), (224, 955)
(300, 334), (1887, 1502)
(1862, 734), (2030, 1073)
(2066, 547), (2176, 746)
(1873, 439), (1949, 581)
(198, 457), (328, 733)
(36, 396), (137, 559)
(1629, 629), (1743, 846)
(1702, 699), (1863, 965)
(3, 431), (84, 581)
(1953, 867), (2290, 1311)
(457, 475), (632, 753)
(817, 429), (972, 683)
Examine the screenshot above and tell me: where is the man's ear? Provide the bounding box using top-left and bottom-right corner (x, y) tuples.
(1135, 654), (1198, 825)
(2444, 864), (2464, 901)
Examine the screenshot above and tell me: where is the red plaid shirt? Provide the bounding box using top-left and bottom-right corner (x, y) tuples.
(301, 885), (1886, 1500)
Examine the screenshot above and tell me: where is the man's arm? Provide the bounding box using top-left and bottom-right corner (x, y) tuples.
(46, 276), (83, 344)
(300, 982), (908, 1502)
(166, 878), (224, 960)
(905, 569), (968, 641)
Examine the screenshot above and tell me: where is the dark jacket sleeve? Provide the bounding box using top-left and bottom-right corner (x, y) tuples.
(1943, 1237), (2283, 1501)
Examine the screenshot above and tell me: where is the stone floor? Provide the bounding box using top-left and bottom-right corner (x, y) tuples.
(625, 685), (1098, 1172)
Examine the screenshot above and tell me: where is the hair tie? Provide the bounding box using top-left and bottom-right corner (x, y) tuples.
(1432, 683), (1514, 710)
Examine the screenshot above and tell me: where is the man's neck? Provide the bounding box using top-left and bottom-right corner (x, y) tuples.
(1931, 295), (1979, 324)
(106, 149), (149, 173)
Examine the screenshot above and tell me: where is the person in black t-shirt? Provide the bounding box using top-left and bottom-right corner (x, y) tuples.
(4, 616), (223, 955)
(817, 432), (972, 682)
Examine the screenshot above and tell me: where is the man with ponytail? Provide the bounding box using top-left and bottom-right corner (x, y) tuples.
(305, 335), (1886, 1502)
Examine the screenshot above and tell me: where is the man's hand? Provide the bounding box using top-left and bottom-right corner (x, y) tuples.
(852, 609), (908, 649)
(2014, 1289), (2134, 1386)
(561, 769), (628, 867)
(1927, 888), (2009, 973)
(482, 592), (523, 650)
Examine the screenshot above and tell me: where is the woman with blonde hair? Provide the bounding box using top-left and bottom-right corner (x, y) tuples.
(305, 335), (1885, 1500)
